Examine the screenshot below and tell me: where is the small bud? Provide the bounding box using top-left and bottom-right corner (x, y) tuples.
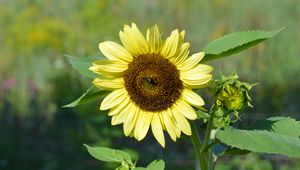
(217, 84), (244, 111)
(213, 73), (255, 128)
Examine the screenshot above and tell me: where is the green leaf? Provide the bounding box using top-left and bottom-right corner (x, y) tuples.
(224, 147), (250, 155)
(116, 166), (130, 170)
(216, 127), (300, 157)
(65, 55), (98, 78)
(202, 28), (283, 62)
(84, 144), (133, 164)
(249, 116), (300, 138)
(63, 86), (108, 108)
(147, 160), (165, 170)
(133, 160), (165, 170)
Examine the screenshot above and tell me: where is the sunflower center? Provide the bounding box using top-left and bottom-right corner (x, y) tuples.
(124, 54), (183, 112)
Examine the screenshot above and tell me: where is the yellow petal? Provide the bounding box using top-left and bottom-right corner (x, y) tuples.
(100, 88), (127, 110)
(168, 110), (181, 138)
(151, 114), (165, 147)
(119, 31), (139, 56)
(172, 108), (192, 135)
(134, 111), (146, 139)
(108, 95), (130, 116)
(89, 60), (127, 77)
(99, 41), (133, 62)
(123, 102), (139, 136)
(160, 30), (180, 59)
(134, 111), (152, 141)
(177, 52), (205, 70)
(111, 102), (131, 125)
(169, 30), (188, 61)
(175, 125), (181, 138)
(162, 110), (177, 141)
(174, 100), (198, 120)
(138, 112), (152, 141)
(170, 42), (190, 65)
(182, 89), (205, 108)
(158, 112), (166, 129)
(131, 23), (149, 52)
(181, 74), (212, 89)
(177, 30), (186, 52)
(182, 64), (213, 75)
(92, 78), (124, 91)
(119, 23), (148, 56)
(146, 25), (162, 53)
(180, 30), (186, 39)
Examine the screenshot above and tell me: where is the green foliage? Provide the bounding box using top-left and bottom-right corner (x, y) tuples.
(65, 55), (98, 78)
(84, 144), (165, 170)
(146, 160), (165, 170)
(134, 160), (165, 170)
(249, 116), (300, 138)
(202, 28), (283, 62)
(216, 153), (273, 170)
(63, 54), (109, 108)
(223, 147), (250, 155)
(197, 110), (210, 120)
(216, 121), (300, 157)
(84, 144), (133, 166)
(63, 86), (108, 108)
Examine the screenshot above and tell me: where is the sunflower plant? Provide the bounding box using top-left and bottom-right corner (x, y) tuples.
(64, 24), (300, 170)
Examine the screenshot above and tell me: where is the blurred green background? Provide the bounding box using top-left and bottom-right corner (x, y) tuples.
(0, 0), (299, 169)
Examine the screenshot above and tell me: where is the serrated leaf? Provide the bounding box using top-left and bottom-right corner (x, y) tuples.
(84, 144), (133, 164)
(65, 55), (98, 78)
(216, 127), (300, 157)
(202, 28), (283, 62)
(63, 86), (108, 108)
(249, 116), (300, 138)
(147, 160), (165, 170)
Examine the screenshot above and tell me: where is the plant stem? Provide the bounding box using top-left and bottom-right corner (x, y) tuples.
(191, 122), (207, 170)
(203, 140), (218, 153)
(202, 108), (215, 152)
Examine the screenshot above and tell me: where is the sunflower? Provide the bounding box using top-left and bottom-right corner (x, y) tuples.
(89, 23), (213, 147)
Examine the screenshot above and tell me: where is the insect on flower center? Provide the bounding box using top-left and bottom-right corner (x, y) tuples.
(124, 54), (183, 112)
(142, 76), (158, 90)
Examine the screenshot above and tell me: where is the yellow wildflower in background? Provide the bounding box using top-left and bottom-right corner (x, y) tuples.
(90, 23), (213, 147)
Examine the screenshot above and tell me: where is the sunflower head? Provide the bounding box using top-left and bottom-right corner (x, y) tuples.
(89, 23), (213, 147)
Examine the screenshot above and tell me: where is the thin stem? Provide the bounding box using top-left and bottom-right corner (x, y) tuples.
(203, 140), (219, 153)
(201, 107), (216, 153)
(191, 122), (207, 170)
(207, 148), (214, 170)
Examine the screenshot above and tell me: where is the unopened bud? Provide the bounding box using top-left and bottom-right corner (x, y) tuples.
(213, 73), (256, 128)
